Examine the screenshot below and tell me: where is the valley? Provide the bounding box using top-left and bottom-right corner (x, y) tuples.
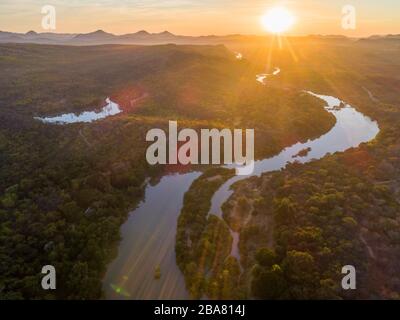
(1, 35), (400, 300)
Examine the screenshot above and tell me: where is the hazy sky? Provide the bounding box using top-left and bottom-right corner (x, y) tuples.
(0, 0), (399, 36)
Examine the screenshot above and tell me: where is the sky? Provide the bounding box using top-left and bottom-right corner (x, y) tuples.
(0, 0), (399, 36)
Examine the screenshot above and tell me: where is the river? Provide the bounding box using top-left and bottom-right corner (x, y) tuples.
(103, 90), (379, 300)
(34, 98), (122, 124)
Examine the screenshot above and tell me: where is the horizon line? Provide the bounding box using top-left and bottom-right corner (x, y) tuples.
(2, 28), (400, 39)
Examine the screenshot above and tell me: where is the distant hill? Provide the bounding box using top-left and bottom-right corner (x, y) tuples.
(0, 29), (365, 46)
(359, 34), (400, 42)
(2, 29), (398, 46)
(0, 30), (75, 44)
(73, 30), (117, 43)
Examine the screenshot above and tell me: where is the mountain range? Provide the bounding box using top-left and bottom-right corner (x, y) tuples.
(0, 29), (399, 46)
(0, 29), (257, 45)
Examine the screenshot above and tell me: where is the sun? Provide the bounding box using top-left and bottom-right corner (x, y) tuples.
(261, 7), (295, 34)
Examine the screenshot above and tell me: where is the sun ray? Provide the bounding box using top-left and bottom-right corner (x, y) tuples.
(282, 36), (299, 63)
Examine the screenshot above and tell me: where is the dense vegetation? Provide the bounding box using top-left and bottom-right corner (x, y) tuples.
(0, 117), (156, 299)
(175, 168), (241, 299)
(0, 43), (335, 299)
(214, 37), (400, 299)
(231, 132), (400, 299)
(2, 36), (399, 300)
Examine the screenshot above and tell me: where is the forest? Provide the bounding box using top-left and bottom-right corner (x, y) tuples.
(201, 37), (400, 299)
(0, 42), (335, 299)
(1, 36), (399, 299)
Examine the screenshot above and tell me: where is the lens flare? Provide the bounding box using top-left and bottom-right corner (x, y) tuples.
(261, 7), (295, 34)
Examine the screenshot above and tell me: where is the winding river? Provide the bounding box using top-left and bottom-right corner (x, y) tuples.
(256, 67), (281, 84)
(35, 98), (122, 124)
(103, 87), (379, 300)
